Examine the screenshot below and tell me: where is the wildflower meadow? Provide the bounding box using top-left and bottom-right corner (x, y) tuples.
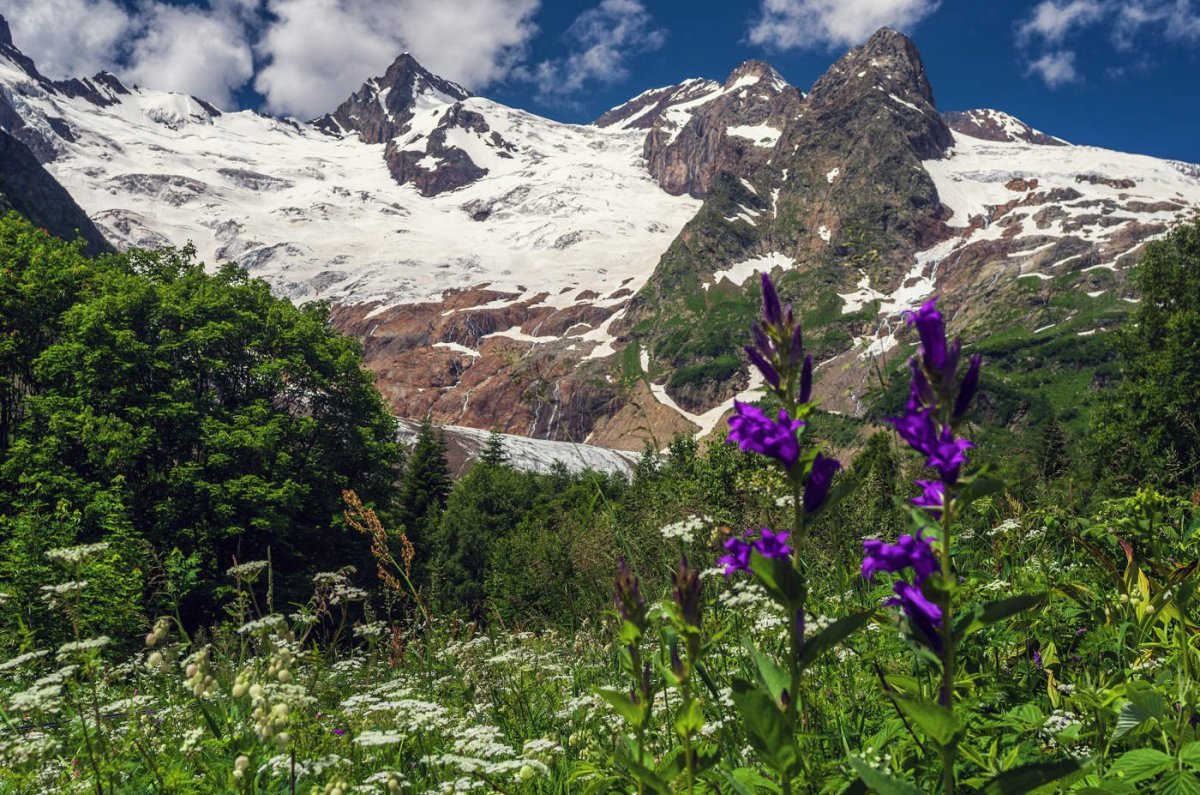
(2, 212), (1200, 793)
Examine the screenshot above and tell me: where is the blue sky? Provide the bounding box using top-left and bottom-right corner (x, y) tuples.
(4, 0), (1199, 161)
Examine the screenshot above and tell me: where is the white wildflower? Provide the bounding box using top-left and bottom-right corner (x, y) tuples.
(45, 543), (109, 567)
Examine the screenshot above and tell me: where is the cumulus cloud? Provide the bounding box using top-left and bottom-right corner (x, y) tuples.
(253, 0), (540, 119)
(4, 0), (133, 78)
(4, 0), (256, 108)
(747, 0), (940, 50)
(1017, 0), (1106, 45)
(1017, 0), (1200, 86)
(1027, 50), (1080, 87)
(528, 0), (666, 102)
(124, 2), (257, 109)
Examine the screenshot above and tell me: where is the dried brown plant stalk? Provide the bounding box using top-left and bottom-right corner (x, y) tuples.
(342, 490), (427, 624)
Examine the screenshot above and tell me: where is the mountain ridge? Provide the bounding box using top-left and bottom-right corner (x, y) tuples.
(0, 15), (1197, 451)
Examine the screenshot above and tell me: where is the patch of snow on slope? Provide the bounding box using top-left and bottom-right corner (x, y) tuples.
(648, 369), (766, 442)
(839, 269), (886, 313)
(710, 252), (795, 288)
(825, 167), (840, 183)
(727, 124), (780, 148)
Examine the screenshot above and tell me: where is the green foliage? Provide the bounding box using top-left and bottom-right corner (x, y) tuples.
(1092, 217), (1200, 490)
(399, 416), (451, 584)
(0, 213), (402, 631)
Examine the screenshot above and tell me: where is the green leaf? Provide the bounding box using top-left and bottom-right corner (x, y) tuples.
(1161, 770), (1200, 795)
(720, 767), (782, 794)
(1107, 748), (1174, 782)
(597, 688), (643, 727)
(1180, 742), (1200, 769)
(674, 698), (704, 737)
(797, 609), (874, 671)
(624, 756), (672, 795)
(749, 552), (804, 610)
(1114, 689), (1167, 738)
(730, 678), (800, 777)
(955, 593), (1048, 639)
(751, 647), (791, 705)
(847, 756), (924, 795)
(982, 759), (1086, 794)
(888, 694), (962, 749)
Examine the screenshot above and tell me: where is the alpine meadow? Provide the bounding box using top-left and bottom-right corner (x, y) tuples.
(1, 4), (1200, 794)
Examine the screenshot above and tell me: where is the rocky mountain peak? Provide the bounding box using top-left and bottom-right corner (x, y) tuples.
(0, 15), (12, 48)
(809, 26), (937, 108)
(723, 59), (788, 91)
(314, 52), (470, 142)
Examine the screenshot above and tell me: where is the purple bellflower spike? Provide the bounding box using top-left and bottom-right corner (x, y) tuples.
(719, 534), (754, 576)
(761, 272), (784, 327)
(754, 528), (792, 560)
(803, 453), (841, 514)
(726, 400), (803, 469)
(888, 581), (943, 651)
(744, 345), (780, 389)
(799, 354), (813, 405)
(912, 480), (945, 519)
(953, 354), (982, 422)
(861, 532), (939, 584)
(788, 324), (805, 368)
(908, 297), (947, 375)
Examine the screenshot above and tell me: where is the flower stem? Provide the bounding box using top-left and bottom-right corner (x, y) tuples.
(939, 498), (956, 795)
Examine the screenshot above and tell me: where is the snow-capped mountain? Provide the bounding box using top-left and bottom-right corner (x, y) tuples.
(1, 18), (1198, 451)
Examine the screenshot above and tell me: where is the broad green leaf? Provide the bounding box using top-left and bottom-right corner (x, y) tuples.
(888, 694), (962, 748)
(624, 756), (672, 795)
(752, 647), (790, 705)
(1180, 741), (1200, 769)
(730, 678), (800, 777)
(982, 759), (1086, 794)
(674, 697), (704, 737)
(847, 756), (924, 795)
(1107, 748), (1173, 782)
(597, 688), (643, 727)
(955, 593), (1048, 639)
(796, 609), (874, 671)
(721, 767), (782, 794)
(1160, 770), (1200, 795)
(749, 552), (804, 610)
(1114, 689), (1167, 738)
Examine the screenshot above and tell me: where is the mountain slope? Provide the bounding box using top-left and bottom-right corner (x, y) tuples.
(1, 17), (1198, 450)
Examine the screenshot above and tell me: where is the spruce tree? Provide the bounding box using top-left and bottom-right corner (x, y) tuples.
(398, 416), (451, 584)
(479, 429), (509, 466)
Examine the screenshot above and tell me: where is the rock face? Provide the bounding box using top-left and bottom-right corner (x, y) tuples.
(0, 128), (112, 255)
(1, 15), (1199, 449)
(943, 109), (1066, 146)
(599, 60), (803, 198)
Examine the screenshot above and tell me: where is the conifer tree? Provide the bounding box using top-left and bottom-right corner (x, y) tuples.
(398, 416), (451, 583)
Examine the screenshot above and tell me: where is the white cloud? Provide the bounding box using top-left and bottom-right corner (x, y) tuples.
(1027, 49), (1080, 87)
(4, 0), (256, 108)
(1018, 0), (1106, 44)
(4, 0), (133, 78)
(124, 2), (256, 109)
(253, 0), (540, 119)
(529, 0), (666, 100)
(747, 0), (940, 50)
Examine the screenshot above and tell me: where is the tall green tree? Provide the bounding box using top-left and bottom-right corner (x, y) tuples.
(0, 226), (402, 623)
(1092, 217), (1200, 490)
(398, 416), (451, 583)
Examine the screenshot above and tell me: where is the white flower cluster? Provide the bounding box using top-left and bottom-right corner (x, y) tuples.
(40, 580), (88, 609)
(0, 649), (48, 673)
(227, 560), (268, 579)
(355, 730), (406, 748)
(0, 730), (58, 766)
(659, 515), (711, 544)
(364, 770), (409, 793)
(55, 636), (111, 662)
(9, 665), (77, 714)
(45, 542), (110, 567)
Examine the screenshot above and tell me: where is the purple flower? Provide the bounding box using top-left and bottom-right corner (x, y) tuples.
(927, 430), (974, 484)
(727, 400), (803, 469)
(754, 528), (792, 560)
(907, 298), (947, 375)
(332, 727), (346, 737)
(1032, 650), (1043, 669)
(887, 408), (973, 484)
(719, 534), (754, 576)
(799, 354), (813, 404)
(803, 453), (841, 514)
(744, 345), (780, 389)
(862, 532), (938, 585)
(912, 480), (945, 518)
(888, 581), (943, 651)
(953, 354), (982, 421)
(614, 558), (648, 630)
(761, 272), (784, 327)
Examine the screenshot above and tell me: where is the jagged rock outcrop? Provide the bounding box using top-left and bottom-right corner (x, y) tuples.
(0, 128), (112, 255)
(943, 109), (1066, 146)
